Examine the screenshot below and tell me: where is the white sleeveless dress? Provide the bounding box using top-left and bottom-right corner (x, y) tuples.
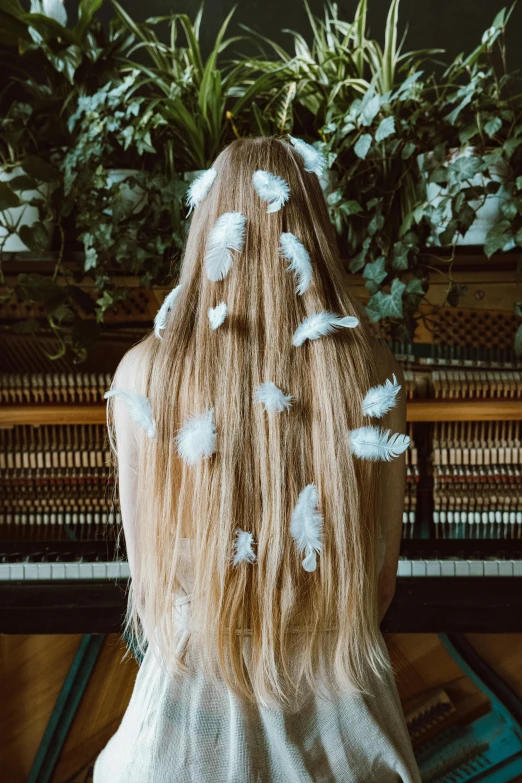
(94, 533), (421, 783)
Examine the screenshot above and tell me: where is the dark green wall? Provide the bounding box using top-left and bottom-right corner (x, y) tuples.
(71, 0), (522, 70)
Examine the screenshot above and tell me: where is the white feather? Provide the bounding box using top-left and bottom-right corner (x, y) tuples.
(233, 529), (256, 566)
(349, 426), (410, 461)
(288, 135), (326, 177)
(205, 212), (246, 282)
(154, 283), (184, 339)
(185, 168), (217, 214)
(175, 408), (216, 465)
(362, 374), (401, 418)
(252, 170), (290, 213)
(208, 301), (227, 330)
(104, 388), (156, 438)
(254, 382), (293, 414)
(279, 232), (313, 295)
(292, 311), (359, 347)
(290, 484), (323, 572)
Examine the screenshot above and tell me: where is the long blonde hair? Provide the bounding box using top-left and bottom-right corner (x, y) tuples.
(115, 136), (393, 710)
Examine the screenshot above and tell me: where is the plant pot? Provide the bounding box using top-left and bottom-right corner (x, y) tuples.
(418, 147), (512, 248)
(105, 169), (146, 215)
(0, 165), (54, 253)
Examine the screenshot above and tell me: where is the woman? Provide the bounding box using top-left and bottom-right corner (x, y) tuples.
(95, 136), (420, 782)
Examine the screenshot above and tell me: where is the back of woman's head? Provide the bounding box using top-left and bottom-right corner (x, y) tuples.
(119, 136), (402, 709)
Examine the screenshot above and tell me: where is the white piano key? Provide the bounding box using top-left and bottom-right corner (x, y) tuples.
(24, 564), (39, 580)
(92, 562), (108, 579)
(412, 560), (427, 577)
(455, 561), (471, 577)
(0, 564), (10, 580)
(106, 562), (122, 579)
(441, 561), (456, 577)
(52, 563), (66, 579)
(469, 561), (485, 577)
(426, 561), (442, 577)
(37, 563), (52, 580)
(397, 560), (412, 577)
(10, 564), (24, 580)
(484, 561), (499, 577)
(514, 561), (522, 577)
(78, 563), (94, 579)
(498, 561), (514, 577)
(65, 563), (81, 580)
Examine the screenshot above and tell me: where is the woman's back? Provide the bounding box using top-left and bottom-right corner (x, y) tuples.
(96, 136), (420, 781)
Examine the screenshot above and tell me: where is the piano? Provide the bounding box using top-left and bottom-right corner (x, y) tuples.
(1, 248), (521, 634)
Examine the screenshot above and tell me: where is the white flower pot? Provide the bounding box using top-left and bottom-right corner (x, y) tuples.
(419, 147), (512, 248)
(105, 168), (146, 215)
(0, 166), (53, 253)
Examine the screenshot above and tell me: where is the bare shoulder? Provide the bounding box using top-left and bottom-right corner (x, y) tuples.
(113, 335), (155, 394)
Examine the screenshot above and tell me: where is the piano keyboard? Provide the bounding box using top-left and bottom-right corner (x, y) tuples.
(1, 556), (521, 581)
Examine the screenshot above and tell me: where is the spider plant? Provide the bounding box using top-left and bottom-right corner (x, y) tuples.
(109, 0), (286, 171)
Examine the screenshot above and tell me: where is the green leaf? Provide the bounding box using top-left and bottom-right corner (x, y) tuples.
(392, 241), (409, 270)
(447, 283), (468, 307)
(360, 95), (381, 126)
(401, 141), (416, 160)
(354, 134), (372, 160)
(504, 138), (522, 159)
(514, 302), (522, 318)
(362, 256), (387, 285)
(0, 181), (21, 210)
(375, 116), (395, 142)
(22, 156), (59, 183)
(18, 223), (49, 253)
(368, 214), (385, 236)
(500, 199), (517, 221)
(405, 278), (425, 295)
(84, 247), (98, 271)
(484, 116), (502, 137)
(339, 200), (363, 216)
(516, 176), (522, 191)
(349, 249), (368, 274)
(8, 174), (37, 191)
(484, 220), (512, 258)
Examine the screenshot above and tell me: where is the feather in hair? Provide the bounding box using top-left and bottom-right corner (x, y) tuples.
(185, 168), (217, 214)
(252, 170), (290, 213)
(290, 484), (323, 572)
(349, 426), (410, 461)
(104, 388), (156, 438)
(233, 529), (256, 566)
(208, 301), (227, 330)
(205, 212), (246, 282)
(154, 283), (184, 339)
(175, 408), (216, 465)
(288, 135), (326, 177)
(279, 232), (313, 295)
(362, 373), (401, 418)
(292, 311), (359, 347)
(254, 381), (293, 414)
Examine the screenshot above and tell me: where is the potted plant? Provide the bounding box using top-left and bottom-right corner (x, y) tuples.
(62, 71), (188, 324)
(0, 101), (60, 254)
(418, 4), (521, 251)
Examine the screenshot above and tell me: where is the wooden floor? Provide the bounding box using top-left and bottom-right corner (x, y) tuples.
(1, 633), (521, 782)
